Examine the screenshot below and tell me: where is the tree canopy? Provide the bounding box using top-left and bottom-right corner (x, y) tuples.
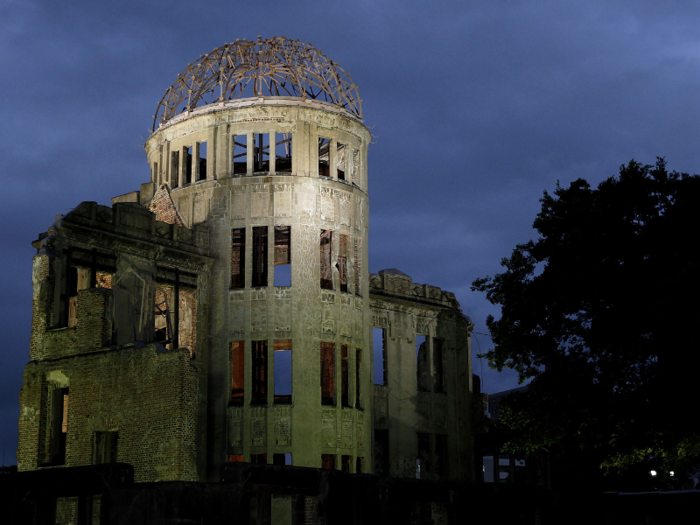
(473, 158), (700, 478)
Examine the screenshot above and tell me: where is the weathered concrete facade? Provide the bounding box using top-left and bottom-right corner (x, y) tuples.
(370, 269), (475, 481)
(143, 97), (373, 477)
(16, 38), (481, 522)
(19, 201), (211, 482)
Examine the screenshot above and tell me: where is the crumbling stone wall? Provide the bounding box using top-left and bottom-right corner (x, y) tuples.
(149, 183), (185, 226)
(155, 285), (197, 355)
(18, 344), (201, 482)
(370, 269), (476, 482)
(39, 288), (113, 360)
(20, 198), (212, 492)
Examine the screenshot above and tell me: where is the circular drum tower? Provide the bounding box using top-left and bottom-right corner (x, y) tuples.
(145, 37), (371, 477)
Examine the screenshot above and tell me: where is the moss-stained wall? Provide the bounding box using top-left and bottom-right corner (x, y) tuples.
(18, 344), (201, 482)
(20, 198), (212, 485)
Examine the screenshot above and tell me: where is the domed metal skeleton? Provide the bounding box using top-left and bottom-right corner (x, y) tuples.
(153, 36), (362, 131)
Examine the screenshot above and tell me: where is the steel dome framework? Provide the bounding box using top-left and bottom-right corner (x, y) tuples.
(153, 36), (363, 131)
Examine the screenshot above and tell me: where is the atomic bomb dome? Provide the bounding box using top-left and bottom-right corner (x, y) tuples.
(15, 37), (483, 523)
(153, 36), (363, 131)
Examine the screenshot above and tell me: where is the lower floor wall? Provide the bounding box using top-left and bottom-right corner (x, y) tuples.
(5, 462), (695, 525)
(17, 345), (202, 482)
(0, 463), (550, 525)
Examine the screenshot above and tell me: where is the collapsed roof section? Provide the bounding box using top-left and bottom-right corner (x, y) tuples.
(153, 36), (363, 131)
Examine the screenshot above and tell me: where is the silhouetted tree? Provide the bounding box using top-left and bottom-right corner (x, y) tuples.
(473, 158), (700, 482)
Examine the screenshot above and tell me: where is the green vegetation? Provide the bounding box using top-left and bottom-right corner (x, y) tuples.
(473, 158), (700, 483)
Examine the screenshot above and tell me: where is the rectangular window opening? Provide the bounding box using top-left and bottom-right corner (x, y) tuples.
(341, 454), (352, 473)
(154, 286), (173, 344)
(196, 142), (207, 181)
(228, 454), (244, 463)
(318, 137), (330, 176)
(274, 226), (291, 287)
(373, 328), (387, 386)
(231, 228), (246, 289)
(66, 266), (77, 327)
(274, 339), (292, 404)
(416, 335), (429, 392)
(320, 230), (333, 290)
(231, 341), (245, 405)
(338, 234), (348, 293)
(251, 453), (268, 464)
(321, 454), (336, 470)
(252, 340), (268, 405)
(273, 453), (293, 466)
(62, 392), (69, 433)
(171, 150), (180, 187)
(374, 430), (389, 477)
(274, 261), (291, 287)
(48, 387), (69, 465)
(252, 226), (268, 287)
(275, 133), (292, 173)
(355, 348), (362, 409)
(356, 456), (365, 474)
(434, 338), (445, 393)
(93, 431), (118, 464)
(184, 146), (193, 185)
(177, 288), (197, 354)
(77, 267), (89, 291)
(67, 267), (88, 327)
(341, 345), (350, 407)
(353, 238), (361, 296)
(254, 133), (270, 172)
(336, 143), (346, 180)
(232, 134), (248, 175)
(320, 342), (335, 405)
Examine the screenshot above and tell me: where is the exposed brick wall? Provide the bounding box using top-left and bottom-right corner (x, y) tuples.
(34, 288), (113, 361)
(149, 184), (185, 226)
(96, 272), (112, 289)
(18, 344), (200, 482)
(20, 198), (211, 492)
(154, 286), (197, 356)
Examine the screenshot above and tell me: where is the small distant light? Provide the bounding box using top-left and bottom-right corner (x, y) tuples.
(650, 470), (657, 477)
(670, 471), (674, 477)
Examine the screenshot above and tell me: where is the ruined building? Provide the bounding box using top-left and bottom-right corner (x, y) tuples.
(16, 37), (481, 520)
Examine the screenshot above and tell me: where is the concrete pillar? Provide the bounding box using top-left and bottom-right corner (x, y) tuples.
(247, 132), (254, 176)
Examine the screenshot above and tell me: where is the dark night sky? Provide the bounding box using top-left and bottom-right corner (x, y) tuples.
(2, 0), (700, 465)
